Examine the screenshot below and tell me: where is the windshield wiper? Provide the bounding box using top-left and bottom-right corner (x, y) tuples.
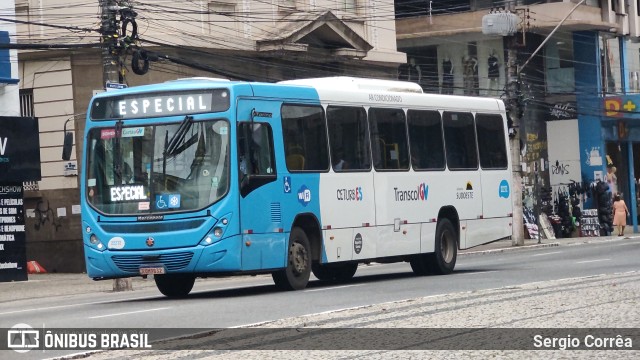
(114, 120), (124, 184)
(164, 115), (193, 157)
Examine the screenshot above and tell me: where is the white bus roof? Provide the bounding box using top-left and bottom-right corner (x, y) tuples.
(279, 77), (423, 94)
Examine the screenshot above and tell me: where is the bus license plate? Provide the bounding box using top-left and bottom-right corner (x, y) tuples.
(139, 266), (165, 275)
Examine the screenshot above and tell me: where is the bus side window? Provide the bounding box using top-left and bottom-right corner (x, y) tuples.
(476, 114), (508, 169)
(369, 108), (409, 171)
(443, 111), (478, 170)
(408, 110), (445, 171)
(238, 122), (276, 176)
(326, 105), (371, 172)
(281, 104), (329, 172)
(238, 122), (277, 197)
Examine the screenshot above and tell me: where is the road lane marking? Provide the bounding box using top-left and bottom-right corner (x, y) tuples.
(305, 284), (364, 292)
(576, 259), (611, 264)
(88, 307), (170, 319)
(532, 251), (562, 257)
(0, 282), (273, 316)
(0, 295), (163, 316)
(458, 270), (498, 276)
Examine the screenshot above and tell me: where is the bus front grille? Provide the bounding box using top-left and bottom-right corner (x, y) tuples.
(111, 252), (194, 273)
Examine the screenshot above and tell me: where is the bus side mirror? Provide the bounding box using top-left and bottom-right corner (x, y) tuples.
(62, 120), (73, 160)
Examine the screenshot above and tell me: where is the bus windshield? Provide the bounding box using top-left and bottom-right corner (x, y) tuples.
(85, 119), (230, 215)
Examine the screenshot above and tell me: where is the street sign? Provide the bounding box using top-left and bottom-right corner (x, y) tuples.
(105, 82), (127, 92)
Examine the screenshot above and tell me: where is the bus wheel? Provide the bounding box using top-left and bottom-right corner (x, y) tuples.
(426, 218), (457, 274)
(409, 255), (429, 276)
(272, 227), (311, 290)
(154, 274), (195, 297)
(311, 263), (335, 281)
(312, 262), (358, 282)
(333, 262), (358, 282)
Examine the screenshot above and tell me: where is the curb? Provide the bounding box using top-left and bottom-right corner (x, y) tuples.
(460, 242), (560, 256)
(460, 234), (640, 256)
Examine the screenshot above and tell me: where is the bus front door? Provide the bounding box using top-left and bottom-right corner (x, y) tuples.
(236, 99), (286, 271)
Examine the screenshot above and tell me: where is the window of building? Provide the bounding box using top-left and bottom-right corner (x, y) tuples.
(326, 106), (370, 172)
(476, 113), (508, 169)
(281, 104), (329, 172)
(443, 111), (478, 170)
(208, 2), (239, 37)
(341, 0), (357, 12)
(545, 34), (575, 94)
(600, 35), (621, 95)
(278, 0), (296, 10)
(407, 110), (445, 170)
(20, 89), (34, 117)
(369, 108), (409, 171)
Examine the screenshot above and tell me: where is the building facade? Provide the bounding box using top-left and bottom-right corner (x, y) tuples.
(396, 0), (640, 235)
(10, 0), (406, 272)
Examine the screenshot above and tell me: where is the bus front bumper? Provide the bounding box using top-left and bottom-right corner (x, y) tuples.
(84, 235), (243, 279)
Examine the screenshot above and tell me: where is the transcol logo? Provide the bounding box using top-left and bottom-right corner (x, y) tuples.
(297, 185), (311, 206)
(394, 183), (428, 202)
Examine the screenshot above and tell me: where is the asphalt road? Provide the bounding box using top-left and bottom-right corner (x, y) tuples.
(1, 237), (639, 359)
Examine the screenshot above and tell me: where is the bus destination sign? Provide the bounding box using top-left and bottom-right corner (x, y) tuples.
(90, 89), (230, 120)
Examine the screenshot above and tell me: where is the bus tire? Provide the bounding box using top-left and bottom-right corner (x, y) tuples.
(311, 263), (335, 281)
(409, 255), (429, 276)
(154, 274), (195, 297)
(333, 262), (358, 282)
(426, 218), (457, 275)
(272, 227), (311, 290)
(313, 262), (358, 282)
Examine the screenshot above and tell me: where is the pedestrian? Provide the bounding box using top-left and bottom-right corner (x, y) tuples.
(607, 165), (618, 196)
(612, 192), (629, 236)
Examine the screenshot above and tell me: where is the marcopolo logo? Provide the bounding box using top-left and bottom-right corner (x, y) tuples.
(7, 323), (39, 353)
(394, 183), (428, 202)
(336, 187), (363, 201)
(297, 185), (311, 206)
(499, 179), (510, 198)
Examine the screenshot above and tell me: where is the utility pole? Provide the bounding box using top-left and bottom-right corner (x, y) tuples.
(100, 0), (120, 88)
(482, 5), (524, 245)
(506, 35), (524, 246)
(100, 0), (132, 291)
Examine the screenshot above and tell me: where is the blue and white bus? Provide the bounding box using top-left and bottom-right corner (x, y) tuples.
(81, 76), (513, 297)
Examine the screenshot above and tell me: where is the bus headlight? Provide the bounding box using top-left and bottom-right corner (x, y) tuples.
(89, 234), (105, 251)
(199, 215), (231, 246)
(90, 234), (100, 244)
(200, 235), (214, 246)
(213, 227), (223, 237)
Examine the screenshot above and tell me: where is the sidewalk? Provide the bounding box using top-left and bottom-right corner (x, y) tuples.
(1, 233), (636, 303)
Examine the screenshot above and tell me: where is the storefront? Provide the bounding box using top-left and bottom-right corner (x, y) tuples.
(398, 38), (506, 97)
(600, 96), (640, 232)
(0, 116), (41, 282)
